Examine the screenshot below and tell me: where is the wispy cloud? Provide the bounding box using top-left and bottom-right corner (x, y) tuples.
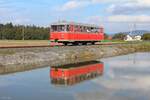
(56, 0), (139, 12)
(56, 0), (90, 11)
(86, 15), (150, 24)
(55, 0), (150, 23)
(107, 0), (150, 15)
(57, 0), (150, 16)
(0, 0), (31, 24)
(108, 15), (150, 22)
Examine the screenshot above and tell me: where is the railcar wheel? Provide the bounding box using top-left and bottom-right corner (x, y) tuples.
(73, 42), (79, 46)
(82, 42), (87, 45)
(64, 43), (68, 46)
(79, 43), (83, 46)
(91, 42), (95, 45)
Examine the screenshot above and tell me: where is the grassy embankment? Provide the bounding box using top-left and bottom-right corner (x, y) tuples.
(135, 41), (150, 52)
(0, 40), (49, 47)
(0, 40), (50, 55)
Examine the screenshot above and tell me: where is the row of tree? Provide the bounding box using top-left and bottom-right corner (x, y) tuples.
(0, 23), (49, 40)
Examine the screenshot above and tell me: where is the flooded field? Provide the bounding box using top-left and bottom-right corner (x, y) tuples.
(0, 52), (150, 100)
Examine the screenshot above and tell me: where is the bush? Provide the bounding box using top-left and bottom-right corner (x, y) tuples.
(142, 33), (150, 40)
(112, 33), (126, 40)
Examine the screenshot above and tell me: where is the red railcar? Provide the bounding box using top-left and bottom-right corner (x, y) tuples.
(50, 61), (104, 85)
(50, 21), (104, 45)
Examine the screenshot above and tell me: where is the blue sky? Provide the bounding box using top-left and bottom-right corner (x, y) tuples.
(0, 0), (150, 33)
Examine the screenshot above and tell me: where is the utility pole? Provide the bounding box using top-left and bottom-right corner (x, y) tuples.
(22, 26), (25, 40)
(0, 25), (1, 40)
(133, 22), (137, 35)
(49, 26), (51, 45)
(129, 23), (137, 36)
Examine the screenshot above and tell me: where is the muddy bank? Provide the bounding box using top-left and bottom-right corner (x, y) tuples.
(0, 42), (150, 74)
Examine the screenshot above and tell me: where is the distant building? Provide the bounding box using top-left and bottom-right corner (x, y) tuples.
(124, 35), (142, 41)
(134, 35), (142, 41)
(124, 35), (133, 41)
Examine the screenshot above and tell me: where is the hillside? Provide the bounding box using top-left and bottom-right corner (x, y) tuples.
(121, 30), (150, 36)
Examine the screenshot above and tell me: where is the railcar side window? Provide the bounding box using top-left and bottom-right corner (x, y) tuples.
(51, 23), (102, 33)
(66, 25), (70, 31)
(51, 25), (66, 32)
(58, 25), (65, 32)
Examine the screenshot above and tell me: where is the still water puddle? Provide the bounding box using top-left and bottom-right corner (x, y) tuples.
(0, 52), (150, 100)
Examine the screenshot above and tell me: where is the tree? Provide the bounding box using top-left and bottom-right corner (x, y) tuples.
(142, 33), (150, 40)
(112, 33), (126, 40)
(0, 22), (49, 40)
(104, 33), (109, 39)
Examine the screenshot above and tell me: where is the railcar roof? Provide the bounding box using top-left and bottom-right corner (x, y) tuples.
(51, 61), (103, 69)
(51, 21), (99, 28)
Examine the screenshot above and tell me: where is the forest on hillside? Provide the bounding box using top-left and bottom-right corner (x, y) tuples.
(0, 23), (49, 40)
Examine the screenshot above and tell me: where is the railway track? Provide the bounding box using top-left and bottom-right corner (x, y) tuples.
(0, 42), (138, 49)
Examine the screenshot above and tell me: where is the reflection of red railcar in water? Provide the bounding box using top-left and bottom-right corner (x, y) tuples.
(50, 21), (104, 45)
(50, 61), (104, 85)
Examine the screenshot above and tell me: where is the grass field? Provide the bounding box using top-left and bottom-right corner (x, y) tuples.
(0, 40), (50, 47)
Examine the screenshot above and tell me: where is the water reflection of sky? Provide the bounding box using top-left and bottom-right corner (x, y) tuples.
(0, 53), (150, 100)
(80, 52), (150, 100)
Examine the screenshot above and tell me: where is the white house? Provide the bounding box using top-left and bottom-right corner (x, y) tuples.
(124, 35), (133, 41)
(134, 35), (142, 41)
(124, 35), (142, 41)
